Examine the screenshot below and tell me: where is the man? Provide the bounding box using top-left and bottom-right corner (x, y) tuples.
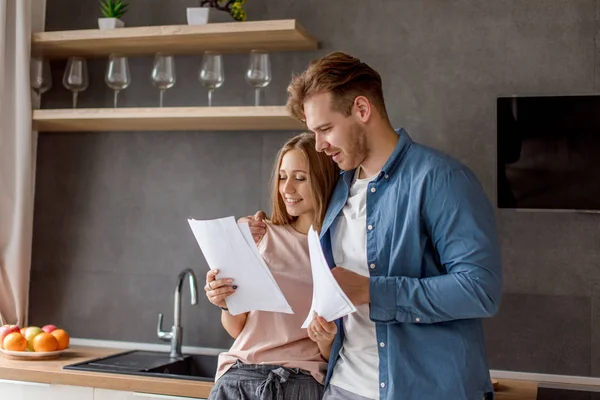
(248, 52), (502, 400)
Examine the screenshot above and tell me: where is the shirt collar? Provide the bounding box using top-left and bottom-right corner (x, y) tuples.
(381, 128), (413, 177)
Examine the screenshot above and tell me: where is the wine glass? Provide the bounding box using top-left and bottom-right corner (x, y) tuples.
(30, 58), (52, 108)
(151, 53), (176, 107)
(105, 54), (131, 108)
(199, 52), (224, 107)
(62, 57), (88, 108)
(245, 50), (271, 106)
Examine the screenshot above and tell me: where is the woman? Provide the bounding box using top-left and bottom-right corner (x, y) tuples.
(205, 132), (340, 400)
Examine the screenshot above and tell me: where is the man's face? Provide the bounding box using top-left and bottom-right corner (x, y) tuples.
(304, 92), (368, 171)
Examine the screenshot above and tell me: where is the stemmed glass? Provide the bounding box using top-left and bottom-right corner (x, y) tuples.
(105, 54), (131, 108)
(62, 57), (88, 108)
(30, 58), (52, 108)
(199, 52), (224, 107)
(151, 53), (176, 107)
(245, 50), (271, 106)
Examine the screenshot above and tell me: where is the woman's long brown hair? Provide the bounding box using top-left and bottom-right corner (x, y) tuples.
(269, 132), (340, 232)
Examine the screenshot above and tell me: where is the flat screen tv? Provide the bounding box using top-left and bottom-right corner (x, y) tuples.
(497, 95), (600, 212)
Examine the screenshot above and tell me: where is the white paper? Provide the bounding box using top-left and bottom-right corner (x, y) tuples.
(302, 226), (357, 328)
(188, 216), (293, 316)
(237, 222), (284, 291)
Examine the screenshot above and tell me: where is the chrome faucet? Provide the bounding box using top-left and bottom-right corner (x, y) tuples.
(157, 268), (198, 358)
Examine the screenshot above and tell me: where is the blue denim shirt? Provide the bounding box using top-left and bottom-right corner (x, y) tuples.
(320, 129), (502, 400)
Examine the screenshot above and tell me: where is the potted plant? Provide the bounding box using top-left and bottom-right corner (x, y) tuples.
(187, 0), (247, 25)
(98, 0), (128, 30)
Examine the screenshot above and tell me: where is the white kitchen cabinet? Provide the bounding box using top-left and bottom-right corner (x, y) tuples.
(0, 379), (94, 400)
(94, 388), (207, 400)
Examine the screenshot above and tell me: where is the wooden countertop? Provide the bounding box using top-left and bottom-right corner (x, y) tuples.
(494, 379), (538, 399)
(0, 345), (537, 399)
(0, 346), (214, 398)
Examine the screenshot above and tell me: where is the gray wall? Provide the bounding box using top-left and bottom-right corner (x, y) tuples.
(30, 0), (600, 376)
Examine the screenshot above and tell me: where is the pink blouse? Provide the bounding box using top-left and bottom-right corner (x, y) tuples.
(215, 222), (327, 383)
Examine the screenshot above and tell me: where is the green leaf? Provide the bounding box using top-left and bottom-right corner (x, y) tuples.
(100, 0), (114, 16)
(100, 4), (111, 17)
(117, 4), (128, 17)
(99, 0), (128, 18)
(117, 2), (128, 14)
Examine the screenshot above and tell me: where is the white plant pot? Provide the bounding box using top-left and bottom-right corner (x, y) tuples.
(186, 7), (233, 25)
(98, 18), (125, 30)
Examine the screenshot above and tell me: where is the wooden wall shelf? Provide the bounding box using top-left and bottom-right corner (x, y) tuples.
(31, 20), (318, 59)
(32, 106), (305, 132)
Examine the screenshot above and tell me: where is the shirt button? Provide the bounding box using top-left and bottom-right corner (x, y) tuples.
(370, 263), (376, 269)
(370, 187), (376, 193)
(385, 174), (389, 179)
(415, 317), (421, 322)
(380, 342), (385, 347)
(368, 225), (373, 231)
(380, 382), (386, 388)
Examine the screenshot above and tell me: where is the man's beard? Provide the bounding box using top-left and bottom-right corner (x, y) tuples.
(342, 124), (368, 170)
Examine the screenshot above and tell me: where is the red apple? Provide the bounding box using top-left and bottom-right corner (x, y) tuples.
(42, 325), (57, 334)
(0, 325), (20, 350)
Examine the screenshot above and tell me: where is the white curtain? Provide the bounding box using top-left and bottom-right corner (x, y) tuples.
(0, 0), (46, 326)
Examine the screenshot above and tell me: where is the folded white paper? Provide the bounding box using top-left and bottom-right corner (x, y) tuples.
(302, 226), (357, 328)
(188, 216), (293, 316)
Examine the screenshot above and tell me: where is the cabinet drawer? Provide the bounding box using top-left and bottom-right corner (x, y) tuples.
(0, 380), (93, 400)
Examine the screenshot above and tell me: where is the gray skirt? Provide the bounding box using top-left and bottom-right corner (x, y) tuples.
(208, 360), (324, 400)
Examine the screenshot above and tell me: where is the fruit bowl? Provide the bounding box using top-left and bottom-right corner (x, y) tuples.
(0, 347), (69, 361)
(1, 324), (70, 360)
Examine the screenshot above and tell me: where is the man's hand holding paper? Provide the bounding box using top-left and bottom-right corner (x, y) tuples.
(302, 226), (357, 328)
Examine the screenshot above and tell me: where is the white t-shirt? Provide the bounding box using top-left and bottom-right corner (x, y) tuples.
(329, 167), (380, 400)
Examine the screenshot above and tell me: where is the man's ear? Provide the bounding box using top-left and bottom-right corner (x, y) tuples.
(353, 96), (372, 122)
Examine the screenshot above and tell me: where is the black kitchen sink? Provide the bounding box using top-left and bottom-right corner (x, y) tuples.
(64, 350), (218, 382)
(536, 385), (600, 399)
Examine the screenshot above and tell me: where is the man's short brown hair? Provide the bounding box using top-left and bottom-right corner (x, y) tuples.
(286, 52), (388, 122)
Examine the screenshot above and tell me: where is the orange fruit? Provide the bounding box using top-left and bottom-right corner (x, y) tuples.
(32, 332), (59, 352)
(50, 329), (69, 350)
(3, 332), (27, 351)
